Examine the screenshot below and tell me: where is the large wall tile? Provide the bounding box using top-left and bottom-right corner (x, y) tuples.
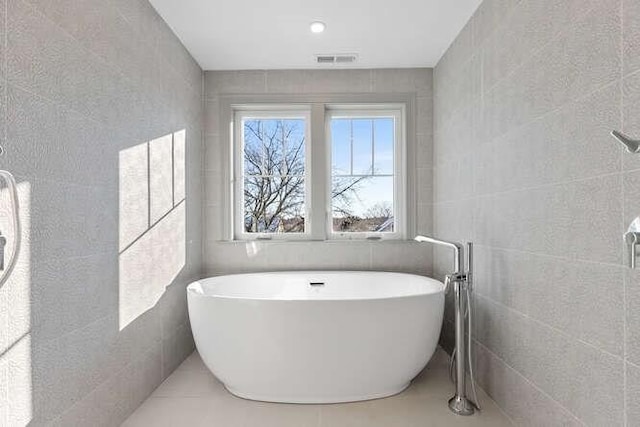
(204, 241), (270, 275)
(623, 71), (640, 171)
(149, 134), (174, 224)
(481, 0), (604, 92)
(205, 70), (266, 98)
(370, 242), (432, 275)
(434, 19), (473, 93)
(471, 0), (519, 49)
(433, 104), (472, 166)
(433, 155), (474, 203)
(372, 68), (432, 97)
(624, 0), (640, 77)
(475, 342), (582, 427)
(626, 362), (640, 426)
(474, 82), (621, 195)
(31, 254), (118, 343)
(6, 85), (118, 188)
(625, 268), (640, 366)
(475, 296), (623, 425)
(49, 344), (163, 427)
(267, 242), (372, 272)
(433, 199), (474, 243)
(298, 70), (372, 94)
(475, 247), (624, 356)
(481, 1), (620, 143)
(475, 174), (622, 264)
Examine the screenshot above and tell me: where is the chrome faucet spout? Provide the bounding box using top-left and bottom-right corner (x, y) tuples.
(414, 235), (464, 274)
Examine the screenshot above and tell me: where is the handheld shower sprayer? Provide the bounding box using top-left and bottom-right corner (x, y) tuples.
(0, 170), (20, 289)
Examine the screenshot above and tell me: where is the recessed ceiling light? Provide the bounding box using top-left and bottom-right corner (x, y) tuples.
(310, 21), (326, 34)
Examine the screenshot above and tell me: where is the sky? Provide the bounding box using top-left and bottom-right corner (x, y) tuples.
(330, 118), (395, 217)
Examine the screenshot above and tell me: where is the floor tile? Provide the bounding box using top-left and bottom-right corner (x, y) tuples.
(122, 348), (513, 427)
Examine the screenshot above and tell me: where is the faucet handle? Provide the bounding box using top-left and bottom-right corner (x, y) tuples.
(625, 231), (640, 269)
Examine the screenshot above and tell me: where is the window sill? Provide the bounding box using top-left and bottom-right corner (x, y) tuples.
(217, 238), (415, 245)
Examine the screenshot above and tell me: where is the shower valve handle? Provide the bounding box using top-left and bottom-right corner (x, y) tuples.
(625, 231), (640, 269)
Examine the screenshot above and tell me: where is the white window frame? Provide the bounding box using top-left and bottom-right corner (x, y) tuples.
(231, 103), (406, 241)
(326, 105), (406, 240)
(233, 107), (312, 240)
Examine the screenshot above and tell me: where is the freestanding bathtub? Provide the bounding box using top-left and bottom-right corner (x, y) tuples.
(187, 271), (445, 403)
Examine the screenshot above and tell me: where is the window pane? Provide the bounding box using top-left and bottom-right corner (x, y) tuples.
(374, 118), (394, 175)
(243, 119), (306, 176)
(241, 117), (307, 234)
(332, 176), (394, 233)
(331, 119), (350, 175)
(243, 119), (264, 175)
(244, 176), (306, 233)
(352, 119), (373, 174)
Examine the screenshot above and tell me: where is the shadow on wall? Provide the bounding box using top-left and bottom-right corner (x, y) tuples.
(119, 130), (187, 330)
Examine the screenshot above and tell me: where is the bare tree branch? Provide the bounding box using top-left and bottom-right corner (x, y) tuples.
(242, 118), (374, 234)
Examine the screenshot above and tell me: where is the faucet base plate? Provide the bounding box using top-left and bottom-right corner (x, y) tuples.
(448, 395), (475, 416)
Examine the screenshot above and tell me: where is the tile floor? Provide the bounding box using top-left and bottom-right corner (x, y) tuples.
(122, 348), (512, 426)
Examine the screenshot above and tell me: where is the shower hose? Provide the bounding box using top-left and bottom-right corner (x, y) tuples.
(0, 170), (21, 289)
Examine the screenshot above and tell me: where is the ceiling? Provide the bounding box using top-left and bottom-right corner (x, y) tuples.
(148, 0), (482, 70)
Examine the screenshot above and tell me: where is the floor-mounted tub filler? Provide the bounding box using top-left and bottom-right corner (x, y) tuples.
(187, 271), (444, 404)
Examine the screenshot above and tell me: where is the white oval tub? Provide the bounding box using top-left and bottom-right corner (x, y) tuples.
(187, 271), (445, 404)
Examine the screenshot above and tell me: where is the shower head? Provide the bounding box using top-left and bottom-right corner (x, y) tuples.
(611, 130), (640, 153)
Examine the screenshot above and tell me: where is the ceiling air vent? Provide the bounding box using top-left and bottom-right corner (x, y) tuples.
(315, 54), (358, 65)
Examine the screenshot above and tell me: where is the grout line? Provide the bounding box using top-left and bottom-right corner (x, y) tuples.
(621, 1), (627, 424)
(201, 71), (207, 278)
(470, 243), (625, 271)
(434, 168), (623, 204)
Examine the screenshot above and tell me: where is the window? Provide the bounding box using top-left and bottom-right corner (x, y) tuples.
(234, 109), (311, 239)
(233, 104), (405, 240)
(328, 109), (404, 239)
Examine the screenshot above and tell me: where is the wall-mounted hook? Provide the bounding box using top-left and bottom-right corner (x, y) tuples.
(612, 130), (640, 153)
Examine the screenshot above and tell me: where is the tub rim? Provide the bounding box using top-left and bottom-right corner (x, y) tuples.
(187, 270), (445, 302)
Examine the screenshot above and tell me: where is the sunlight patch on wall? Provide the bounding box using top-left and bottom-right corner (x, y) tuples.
(118, 131), (186, 330)
(149, 134), (174, 224)
(0, 181), (32, 425)
(119, 143), (149, 252)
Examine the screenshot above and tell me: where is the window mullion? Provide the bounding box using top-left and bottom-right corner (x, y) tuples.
(309, 103), (327, 240)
